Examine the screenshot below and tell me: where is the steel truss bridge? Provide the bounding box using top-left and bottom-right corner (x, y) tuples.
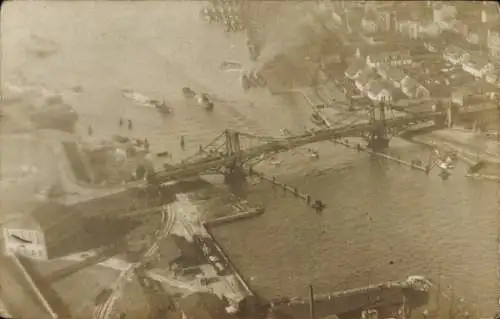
(148, 103), (498, 185)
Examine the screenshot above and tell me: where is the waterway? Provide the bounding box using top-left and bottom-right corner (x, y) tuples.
(1, 1), (499, 317)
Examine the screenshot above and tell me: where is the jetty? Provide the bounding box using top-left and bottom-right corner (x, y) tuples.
(205, 206), (264, 227)
(271, 276), (431, 319)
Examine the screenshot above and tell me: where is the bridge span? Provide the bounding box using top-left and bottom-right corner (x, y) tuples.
(149, 103), (497, 184)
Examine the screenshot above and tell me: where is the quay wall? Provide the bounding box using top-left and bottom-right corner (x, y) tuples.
(202, 222), (259, 302)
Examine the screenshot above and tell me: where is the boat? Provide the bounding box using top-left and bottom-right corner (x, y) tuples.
(121, 89), (172, 113)
(196, 93), (215, 111)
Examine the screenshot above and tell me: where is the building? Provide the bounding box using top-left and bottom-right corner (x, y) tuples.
(355, 68), (376, 92)
(179, 292), (238, 319)
(461, 55), (495, 78)
(385, 66), (408, 88)
(366, 51), (412, 69)
(3, 200), (85, 260)
(487, 28), (500, 58)
(361, 9), (379, 34)
(433, 3), (457, 25)
(344, 59), (365, 79)
(442, 45), (469, 65)
(401, 77), (430, 100)
(466, 27), (488, 46)
(397, 20), (420, 40)
(365, 79), (393, 102)
(447, 19), (469, 38)
(485, 70), (498, 85)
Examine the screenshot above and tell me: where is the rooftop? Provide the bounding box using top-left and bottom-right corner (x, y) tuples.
(366, 79), (393, 96)
(344, 59), (365, 77)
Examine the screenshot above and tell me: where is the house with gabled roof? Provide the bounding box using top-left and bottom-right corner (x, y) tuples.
(442, 45), (469, 65)
(344, 59), (366, 80)
(462, 55), (495, 78)
(355, 68), (377, 92)
(365, 79), (393, 102)
(485, 70), (498, 85)
(401, 77), (430, 99)
(377, 65), (408, 88)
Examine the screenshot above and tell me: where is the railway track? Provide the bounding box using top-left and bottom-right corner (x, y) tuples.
(93, 205), (176, 319)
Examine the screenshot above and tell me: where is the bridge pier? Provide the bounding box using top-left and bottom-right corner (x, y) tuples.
(367, 135), (390, 152)
(223, 164), (247, 185)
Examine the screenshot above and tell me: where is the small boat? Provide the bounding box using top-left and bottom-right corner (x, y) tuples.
(182, 87), (196, 99)
(149, 99), (172, 114)
(196, 93), (215, 111)
(121, 89), (172, 113)
(121, 89), (153, 106)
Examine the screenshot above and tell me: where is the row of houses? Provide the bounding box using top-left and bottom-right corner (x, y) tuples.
(344, 53), (430, 103)
(442, 45), (498, 84)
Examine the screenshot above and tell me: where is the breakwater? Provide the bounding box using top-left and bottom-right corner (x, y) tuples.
(247, 168), (326, 211)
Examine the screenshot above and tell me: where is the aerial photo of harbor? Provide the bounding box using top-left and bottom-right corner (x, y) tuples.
(1, 1), (500, 319)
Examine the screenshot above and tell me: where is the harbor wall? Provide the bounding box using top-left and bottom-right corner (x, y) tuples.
(202, 222), (259, 303)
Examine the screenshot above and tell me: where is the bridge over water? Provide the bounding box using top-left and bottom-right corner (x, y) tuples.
(148, 103), (498, 184)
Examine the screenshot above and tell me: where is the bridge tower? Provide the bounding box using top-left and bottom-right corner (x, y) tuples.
(223, 130), (246, 184)
(367, 101), (390, 151)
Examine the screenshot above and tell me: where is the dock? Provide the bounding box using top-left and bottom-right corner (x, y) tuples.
(247, 168), (326, 211)
(271, 276), (431, 319)
(173, 195), (257, 306)
(412, 134), (500, 182)
(202, 222), (258, 303)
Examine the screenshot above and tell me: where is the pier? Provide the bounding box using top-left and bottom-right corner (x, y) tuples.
(332, 137), (430, 173)
(202, 224), (258, 301)
(204, 207), (264, 227)
(271, 276), (431, 319)
(173, 194), (257, 308)
(247, 168), (326, 211)
(412, 134), (500, 182)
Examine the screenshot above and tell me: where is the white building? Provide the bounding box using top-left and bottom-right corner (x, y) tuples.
(3, 201), (84, 260)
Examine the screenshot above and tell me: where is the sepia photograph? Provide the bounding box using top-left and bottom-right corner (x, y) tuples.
(0, 0), (500, 319)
